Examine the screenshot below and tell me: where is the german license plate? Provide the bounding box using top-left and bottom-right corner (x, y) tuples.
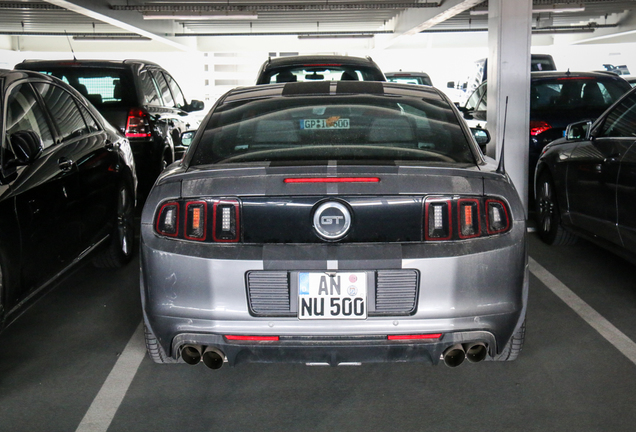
(298, 272), (367, 320)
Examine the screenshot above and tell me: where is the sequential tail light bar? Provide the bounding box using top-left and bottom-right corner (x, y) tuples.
(284, 177), (380, 184)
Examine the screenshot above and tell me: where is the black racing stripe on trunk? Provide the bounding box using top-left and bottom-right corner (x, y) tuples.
(282, 81), (330, 96)
(336, 81), (384, 94)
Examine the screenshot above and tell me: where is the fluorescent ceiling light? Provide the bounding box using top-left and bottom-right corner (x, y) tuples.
(142, 11), (257, 20)
(73, 35), (151, 41)
(471, 3), (584, 15)
(298, 34), (374, 39)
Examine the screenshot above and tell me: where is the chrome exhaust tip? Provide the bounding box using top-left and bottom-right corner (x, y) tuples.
(464, 343), (488, 363)
(202, 346), (225, 370)
(442, 344), (466, 367)
(181, 344), (203, 365)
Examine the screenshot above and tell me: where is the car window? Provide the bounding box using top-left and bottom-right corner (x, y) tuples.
(77, 101), (100, 133)
(37, 68), (135, 108)
(5, 82), (55, 149)
(151, 70), (174, 107)
(598, 91), (636, 138)
(163, 73), (187, 109)
(465, 83), (485, 111)
(191, 94), (475, 166)
(264, 66), (382, 84)
(531, 77), (629, 111)
(387, 76), (432, 86)
(34, 82), (90, 142)
(139, 69), (162, 106)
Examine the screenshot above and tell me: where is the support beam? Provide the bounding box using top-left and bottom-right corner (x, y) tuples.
(377, 0), (485, 49)
(43, 0), (196, 52)
(487, 0), (532, 213)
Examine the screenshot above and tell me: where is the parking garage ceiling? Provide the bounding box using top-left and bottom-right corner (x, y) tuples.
(0, 0), (635, 50)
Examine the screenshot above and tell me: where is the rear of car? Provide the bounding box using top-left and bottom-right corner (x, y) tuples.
(140, 81), (527, 369)
(255, 55), (386, 84)
(15, 59), (204, 197)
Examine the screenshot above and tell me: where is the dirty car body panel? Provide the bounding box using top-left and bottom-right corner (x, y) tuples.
(140, 81), (527, 368)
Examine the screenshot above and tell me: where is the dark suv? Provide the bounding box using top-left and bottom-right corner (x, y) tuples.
(15, 59), (204, 196)
(255, 55), (386, 84)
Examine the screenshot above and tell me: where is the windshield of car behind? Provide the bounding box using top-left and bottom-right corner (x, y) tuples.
(190, 94), (476, 166)
(531, 77), (629, 111)
(35, 67), (135, 108)
(263, 66), (385, 83)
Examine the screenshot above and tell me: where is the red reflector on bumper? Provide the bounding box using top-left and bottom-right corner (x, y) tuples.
(284, 177), (380, 184)
(225, 335), (280, 341)
(387, 334), (442, 341)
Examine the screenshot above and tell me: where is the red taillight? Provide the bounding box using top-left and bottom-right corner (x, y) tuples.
(184, 201), (207, 241)
(424, 196), (511, 241)
(387, 334), (442, 341)
(425, 198), (452, 240)
(530, 120), (552, 136)
(213, 199), (240, 243)
(125, 108), (151, 138)
(156, 202), (179, 237)
(458, 198), (481, 239)
(225, 335), (279, 341)
(486, 199), (511, 234)
(155, 199), (241, 242)
(284, 177), (380, 184)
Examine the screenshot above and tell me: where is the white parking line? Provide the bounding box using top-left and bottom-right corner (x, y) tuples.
(529, 257), (636, 366)
(75, 322), (146, 432)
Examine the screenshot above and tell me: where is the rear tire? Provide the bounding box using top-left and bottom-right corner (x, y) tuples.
(535, 171), (578, 245)
(93, 184), (135, 268)
(144, 323), (177, 364)
(494, 319), (526, 361)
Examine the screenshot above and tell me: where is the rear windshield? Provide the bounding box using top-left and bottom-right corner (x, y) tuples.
(261, 65), (385, 84)
(531, 77), (629, 111)
(386, 75), (433, 86)
(190, 94), (476, 166)
(34, 67), (136, 108)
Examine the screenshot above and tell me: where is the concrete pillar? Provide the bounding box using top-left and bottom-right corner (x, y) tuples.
(487, 0), (532, 214)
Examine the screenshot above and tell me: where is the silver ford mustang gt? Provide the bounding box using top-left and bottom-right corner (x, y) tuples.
(140, 81), (528, 369)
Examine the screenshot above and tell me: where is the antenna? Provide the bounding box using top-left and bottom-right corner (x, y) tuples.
(65, 30), (77, 61)
(496, 96), (509, 175)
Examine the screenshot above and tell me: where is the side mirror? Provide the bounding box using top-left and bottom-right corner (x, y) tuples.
(470, 127), (490, 153)
(184, 99), (204, 113)
(9, 130), (43, 166)
(181, 130), (197, 147)
(565, 120), (592, 141)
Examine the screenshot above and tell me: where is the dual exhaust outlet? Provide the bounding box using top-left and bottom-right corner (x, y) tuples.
(442, 343), (488, 367)
(181, 345), (225, 369)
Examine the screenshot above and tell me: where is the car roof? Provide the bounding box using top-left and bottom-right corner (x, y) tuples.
(219, 81), (446, 105)
(261, 55), (380, 69)
(530, 70), (629, 80)
(15, 59), (162, 69)
(385, 72), (431, 77)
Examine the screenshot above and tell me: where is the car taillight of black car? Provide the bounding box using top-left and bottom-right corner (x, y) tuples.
(155, 196), (511, 243)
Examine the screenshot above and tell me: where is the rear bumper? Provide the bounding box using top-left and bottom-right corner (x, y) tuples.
(168, 330), (498, 367)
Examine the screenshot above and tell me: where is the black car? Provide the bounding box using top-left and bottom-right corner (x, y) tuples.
(0, 69), (136, 332)
(460, 71), (632, 192)
(534, 85), (636, 263)
(15, 59), (204, 197)
(255, 55), (386, 84)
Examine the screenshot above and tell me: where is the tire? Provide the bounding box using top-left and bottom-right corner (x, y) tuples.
(92, 184), (135, 268)
(144, 323), (177, 364)
(494, 319), (526, 362)
(535, 171), (578, 245)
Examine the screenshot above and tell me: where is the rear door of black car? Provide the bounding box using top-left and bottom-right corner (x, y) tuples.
(34, 81), (120, 252)
(7, 80), (82, 295)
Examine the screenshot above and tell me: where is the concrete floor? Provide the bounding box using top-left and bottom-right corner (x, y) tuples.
(1, 233), (635, 432)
